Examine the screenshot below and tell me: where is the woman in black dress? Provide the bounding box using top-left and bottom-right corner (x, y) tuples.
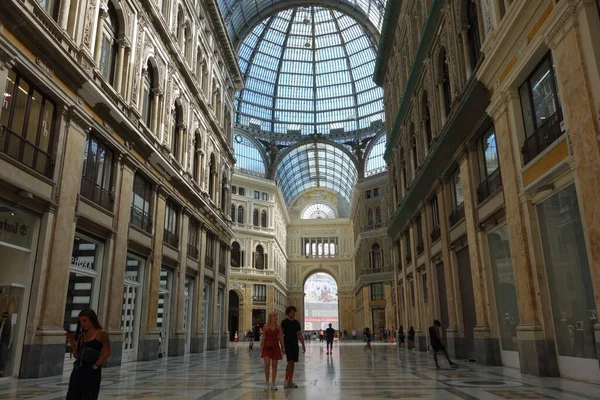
(429, 320), (456, 369)
(66, 309), (111, 400)
(408, 327), (416, 349)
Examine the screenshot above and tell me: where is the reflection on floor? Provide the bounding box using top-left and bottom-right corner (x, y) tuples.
(0, 342), (599, 399)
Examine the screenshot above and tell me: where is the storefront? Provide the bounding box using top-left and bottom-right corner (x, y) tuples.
(121, 253), (145, 363)
(0, 200), (39, 378)
(537, 185), (599, 382)
(157, 267), (173, 358)
(183, 276), (194, 353)
(202, 280), (211, 352)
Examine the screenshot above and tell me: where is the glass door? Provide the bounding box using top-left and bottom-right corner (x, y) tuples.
(157, 267), (172, 358)
(121, 255), (143, 363)
(183, 277), (193, 353)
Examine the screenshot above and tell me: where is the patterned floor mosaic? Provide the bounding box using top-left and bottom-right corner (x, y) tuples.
(0, 342), (599, 399)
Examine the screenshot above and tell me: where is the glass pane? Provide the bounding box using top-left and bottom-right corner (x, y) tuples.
(530, 59), (558, 129)
(537, 185), (597, 359)
(11, 77), (29, 136)
(0, 70), (16, 127)
(519, 82), (535, 138)
(453, 169), (463, 206)
(488, 225), (519, 351)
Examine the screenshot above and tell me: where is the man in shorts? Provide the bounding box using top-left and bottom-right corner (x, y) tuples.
(281, 306), (306, 388)
(325, 323), (335, 355)
(429, 320), (457, 369)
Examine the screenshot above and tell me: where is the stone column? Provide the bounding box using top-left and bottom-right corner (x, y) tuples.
(459, 145), (500, 365)
(191, 227), (207, 353)
(461, 28), (473, 80)
(114, 39), (127, 95)
(422, 201), (436, 321)
(209, 239), (220, 350)
(93, 4), (108, 65)
(169, 211), (189, 356)
(550, 16), (600, 360)
(151, 88), (162, 134)
(490, 93), (558, 376)
(140, 187), (166, 361)
(437, 179), (461, 358)
(57, 0), (73, 31)
(399, 234), (410, 327)
(408, 222), (425, 350)
(437, 83), (447, 124)
(103, 155), (136, 367)
(26, 111), (88, 377)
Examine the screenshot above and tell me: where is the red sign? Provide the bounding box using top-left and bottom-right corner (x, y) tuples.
(306, 316), (339, 323)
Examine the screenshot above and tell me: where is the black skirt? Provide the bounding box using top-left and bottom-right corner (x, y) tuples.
(66, 363), (101, 400)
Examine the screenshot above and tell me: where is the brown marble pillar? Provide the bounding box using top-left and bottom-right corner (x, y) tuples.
(191, 227), (207, 353)
(169, 211), (189, 356)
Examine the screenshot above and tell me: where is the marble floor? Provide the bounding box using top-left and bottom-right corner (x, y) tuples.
(1, 342), (599, 399)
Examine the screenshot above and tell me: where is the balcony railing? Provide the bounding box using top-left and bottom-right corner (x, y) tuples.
(163, 229), (179, 248)
(218, 263), (226, 276)
(205, 255), (214, 268)
(416, 242), (424, 255)
(0, 125), (55, 177)
(80, 175), (113, 211)
(130, 204), (152, 233)
(522, 109), (563, 164)
(449, 204), (465, 226)
(187, 243), (199, 259)
(477, 169), (502, 203)
(430, 226), (441, 242)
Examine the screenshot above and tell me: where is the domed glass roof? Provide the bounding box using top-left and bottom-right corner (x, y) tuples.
(234, 6), (384, 135)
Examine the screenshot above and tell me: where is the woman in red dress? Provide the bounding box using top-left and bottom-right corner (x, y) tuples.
(260, 312), (285, 391)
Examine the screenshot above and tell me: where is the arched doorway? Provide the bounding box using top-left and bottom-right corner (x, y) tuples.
(228, 290), (240, 341)
(303, 273), (339, 333)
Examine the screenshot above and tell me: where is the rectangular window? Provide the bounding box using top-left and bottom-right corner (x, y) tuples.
(131, 174), (153, 233)
(370, 283), (384, 301)
(416, 215), (424, 254)
(373, 188), (381, 197)
(431, 196), (440, 229)
(232, 185), (237, 194)
(252, 284), (267, 302)
(452, 168), (463, 207)
(81, 134), (114, 210)
(262, 192), (268, 201)
(238, 187), (245, 196)
(164, 199), (179, 247)
(188, 219), (199, 259)
(365, 190), (372, 199)
(0, 69), (56, 176)
(477, 128), (502, 202)
(39, 0), (60, 20)
(519, 53), (563, 163)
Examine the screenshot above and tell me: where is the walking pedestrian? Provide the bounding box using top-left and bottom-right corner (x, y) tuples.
(325, 323), (335, 355)
(364, 327), (372, 351)
(65, 309), (111, 400)
(260, 312), (285, 391)
(281, 306), (306, 389)
(399, 326), (406, 348)
(429, 320), (457, 369)
(352, 329), (357, 340)
(319, 329), (324, 343)
(408, 326), (416, 349)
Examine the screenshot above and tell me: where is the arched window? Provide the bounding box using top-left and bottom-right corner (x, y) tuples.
(466, 0), (482, 70)
(410, 124), (418, 172)
(367, 208), (374, 227)
(208, 154), (216, 200)
(196, 48), (203, 78)
(171, 101), (182, 161)
(141, 60), (155, 128)
(365, 134), (387, 177)
(183, 26), (191, 63)
(230, 204), (236, 222)
(177, 8), (184, 48)
(201, 61), (209, 93)
(301, 203), (336, 219)
(233, 134), (266, 177)
(221, 176), (228, 211)
(375, 207), (382, 225)
(40, 0), (60, 21)
(238, 205), (244, 224)
(261, 210), (267, 227)
(193, 131), (201, 182)
(440, 48), (452, 117)
(423, 91), (432, 146)
(370, 243), (382, 270)
(254, 245), (265, 270)
(400, 148), (407, 188)
(253, 209), (259, 226)
(99, 2), (119, 84)
(231, 241), (241, 267)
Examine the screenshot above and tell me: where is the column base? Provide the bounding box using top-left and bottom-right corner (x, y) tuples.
(206, 334), (219, 350)
(595, 323), (600, 368)
(20, 329), (65, 378)
(516, 325), (559, 377)
(105, 330), (123, 368)
(221, 334), (229, 349)
(168, 332), (186, 357)
(190, 335), (204, 353)
(416, 333), (428, 352)
(446, 328), (465, 360)
(138, 331), (160, 361)
(474, 326), (501, 366)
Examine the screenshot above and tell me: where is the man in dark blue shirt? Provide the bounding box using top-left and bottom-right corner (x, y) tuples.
(281, 306), (306, 388)
(325, 323), (335, 355)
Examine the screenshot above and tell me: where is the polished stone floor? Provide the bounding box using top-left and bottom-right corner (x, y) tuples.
(1, 342), (599, 399)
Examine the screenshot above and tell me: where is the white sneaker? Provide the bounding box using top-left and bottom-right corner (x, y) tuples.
(264, 382), (271, 391)
(270, 383), (278, 391)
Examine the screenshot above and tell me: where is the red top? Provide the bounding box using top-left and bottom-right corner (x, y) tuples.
(261, 327), (282, 360)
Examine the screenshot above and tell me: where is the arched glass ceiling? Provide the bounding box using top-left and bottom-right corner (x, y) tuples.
(234, 6), (384, 135)
(233, 133), (266, 177)
(365, 134), (387, 176)
(276, 143), (357, 204)
(302, 203), (336, 219)
(217, 0), (387, 47)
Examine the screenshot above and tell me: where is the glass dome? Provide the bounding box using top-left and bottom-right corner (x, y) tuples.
(235, 6), (384, 135)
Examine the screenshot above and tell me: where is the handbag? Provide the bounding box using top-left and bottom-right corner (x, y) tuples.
(80, 345), (101, 364)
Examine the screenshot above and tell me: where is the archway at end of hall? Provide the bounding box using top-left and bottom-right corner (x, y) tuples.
(228, 290), (240, 341)
(303, 272), (339, 334)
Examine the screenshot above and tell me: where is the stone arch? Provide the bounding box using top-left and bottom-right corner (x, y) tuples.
(106, 0), (128, 39)
(300, 268), (342, 332)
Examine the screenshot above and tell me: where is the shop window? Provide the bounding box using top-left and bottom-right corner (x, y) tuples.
(252, 284), (267, 302)
(477, 129), (501, 202)
(188, 219), (199, 259)
(260, 210), (267, 227)
(237, 205), (244, 224)
(370, 283), (384, 301)
(0, 69), (56, 177)
(538, 185), (597, 359)
(488, 225), (518, 351)
(449, 168), (465, 225)
(99, 2), (119, 85)
(466, 0), (482, 70)
(81, 134), (114, 210)
(519, 53), (562, 163)
(164, 199), (179, 248)
(131, 174), (153, 233)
